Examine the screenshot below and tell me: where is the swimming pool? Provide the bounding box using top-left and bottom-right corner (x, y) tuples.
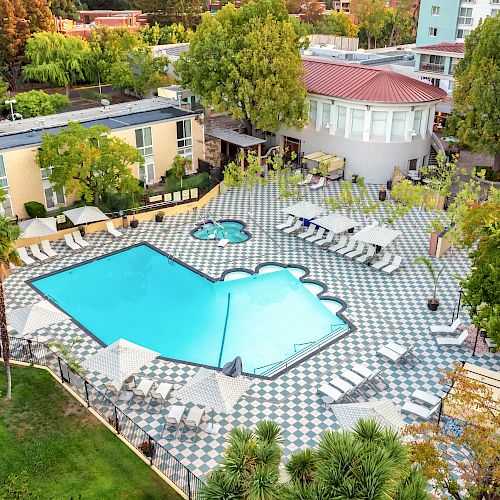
(31, 245), (349, 376)
(192, 219), (250, 243)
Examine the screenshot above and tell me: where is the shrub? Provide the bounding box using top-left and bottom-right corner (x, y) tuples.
(24, 201), (47, 218)
(80, 90), (113, 104)
(14, 91), (70, 118)
(165, 171), (210, 193)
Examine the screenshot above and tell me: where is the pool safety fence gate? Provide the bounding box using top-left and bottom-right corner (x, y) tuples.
(3, 336), (204, 500)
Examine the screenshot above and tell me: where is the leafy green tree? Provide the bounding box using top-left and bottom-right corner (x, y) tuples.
(24, 0), (53, 33)
(50, 0), (79, 20)
(23, 32), (90, 97)
(13, 90), (70, 118)
(350, 0), (387, 49)
(139, 23), (162, 45)
(175, 0), (308, 135)
(447, 16), (500, 171)
(315, 11), (359, 37)
(36, 122), (143, 205)
(267, 148), (302, 200)
(0, 211), (22, 401)
(168, 154), (191, 189)
(324, 177), (378, 217)
(109, 48), (171, 99)
(0, 79), (8, 113)
(137, 0), (203, 28)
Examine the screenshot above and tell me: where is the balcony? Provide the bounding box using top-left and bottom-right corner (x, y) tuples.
(418, 63), (445, 74)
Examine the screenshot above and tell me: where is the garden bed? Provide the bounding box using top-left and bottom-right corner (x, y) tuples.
(0, 365), (181, 499)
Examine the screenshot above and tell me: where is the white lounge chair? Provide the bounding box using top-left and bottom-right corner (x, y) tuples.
(351, 363), (386, 389)
(318, 383), (346, 406)
(283, 220), (303, 234)
(371, 252), (393, 270)
(345, 242), (366, 259)
(310, 176), (325, 190)
(106, 221), (122, 237)
(382, 255), (403, 274)
(315, 231), (335, 247)
(307, 227), (326, 243)
(276, 215), (294, 230)
(378, 342), (415, 365)
(41, 240), (57, 258)
(29, 244), (49, 261)
(131, 378), (155, 406)
(356, 245), (376, 263)
(386, 342), (416, 361)
(103, 379), (123, 400)
(298, 224), (316, 240)
(298, 173), (313, 186)
(436, 331), (469, 346)
(340, 369), (367, 393)
(485, 337), (497, 351)
(430, 318), (462, 334)
(337, 238), (357, 256)
(18, 247), (36, 266)
(64, 233), (81, 250)
(328, 235), (348, 253)
(146, 382), (173, 411)
(162, 405), (186, 438)
(218, 238), (229, 247)
(72, 230), (90, 247)
(402, 401), (440, 419)
(329, 376), (356, 398)
(411, 389), (442, 407)
(180, 406), (205, 442)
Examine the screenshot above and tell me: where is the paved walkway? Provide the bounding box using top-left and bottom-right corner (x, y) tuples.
(6, 183), (498, 478)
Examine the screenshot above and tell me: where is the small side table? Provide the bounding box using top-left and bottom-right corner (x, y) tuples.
(322, 395), (334, 409)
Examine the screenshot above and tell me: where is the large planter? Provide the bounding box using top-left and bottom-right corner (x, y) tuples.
(130, 219), (139, 229)
(155, 214), (164, 223)
(427, 298), (440, 311)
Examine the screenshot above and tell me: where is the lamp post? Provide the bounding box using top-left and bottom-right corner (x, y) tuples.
(4, 99), (17, 121)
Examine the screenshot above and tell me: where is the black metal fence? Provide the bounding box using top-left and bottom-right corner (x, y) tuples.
(4, 336), (204, 499)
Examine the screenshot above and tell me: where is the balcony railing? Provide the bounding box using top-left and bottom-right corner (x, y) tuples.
(419, 63), (445, 73)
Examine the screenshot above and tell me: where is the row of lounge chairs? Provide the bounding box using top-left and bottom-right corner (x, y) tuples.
(378, 341), (417, 366)
(297, 174), (325, 191)
(430, 318), (470, 346)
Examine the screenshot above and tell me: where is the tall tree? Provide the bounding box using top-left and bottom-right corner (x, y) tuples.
(23, 32), (90, 97)
(300, 0), (325, 25)
(351, 0), (387, 49)
(36, 122), (143, 205)
(285, 0), (302, 14)
(50, 0), (80, 21)
(0, 0), (30, 89)
(447, 16), (500, 171)
(137, 0), (203, 28)
(176, 0), (308, 135)
(0, 211), (22, 401)
(24, 0), (54, 33)
(315, 11), (359, 37)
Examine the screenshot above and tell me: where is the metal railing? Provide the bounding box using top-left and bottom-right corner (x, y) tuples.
(418, 63), (445, 73)
(3, 336), (204, 499)
(253, 324), (350, 378)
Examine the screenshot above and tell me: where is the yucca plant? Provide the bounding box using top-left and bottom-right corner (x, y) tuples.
(413, 256), (446, 310)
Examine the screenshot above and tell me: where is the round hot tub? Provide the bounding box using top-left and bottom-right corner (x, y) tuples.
(192, 219), (250, 243)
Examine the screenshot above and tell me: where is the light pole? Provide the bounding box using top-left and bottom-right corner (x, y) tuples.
(4, 99), (17, 121)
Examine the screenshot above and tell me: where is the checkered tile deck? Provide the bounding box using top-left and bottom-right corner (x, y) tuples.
(7, 183), (498, 477)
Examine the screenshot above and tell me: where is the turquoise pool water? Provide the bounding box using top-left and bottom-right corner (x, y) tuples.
(32, 245), (347, 375)
(193, 220), (249, 243)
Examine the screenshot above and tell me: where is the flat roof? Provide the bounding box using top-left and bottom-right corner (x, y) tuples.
(0, 99), (201, 151)
(206, 127), (265, 148)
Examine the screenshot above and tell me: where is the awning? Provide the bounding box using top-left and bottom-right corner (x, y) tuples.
(282, 200), (324, 220)
(352, 226), (401, 247)
(206, 126), (266, 148)
(312, 214), (359, 234)
(18, 217), (58, 239)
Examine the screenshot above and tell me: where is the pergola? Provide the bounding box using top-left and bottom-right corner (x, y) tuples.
(302, 151), (345, 179)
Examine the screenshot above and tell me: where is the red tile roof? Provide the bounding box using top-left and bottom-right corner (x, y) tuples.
(302, 58), (446, 104)
(415, 42), (466, 54)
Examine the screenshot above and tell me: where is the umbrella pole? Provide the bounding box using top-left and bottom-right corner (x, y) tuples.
(205, 407), (220, 435)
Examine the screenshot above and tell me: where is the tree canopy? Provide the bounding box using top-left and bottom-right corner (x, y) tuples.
(300, 0), (325, 25)
(137, 0), (203, 28)
(50, 0), (79, 20)
(315, 11), (360, 37)
(175, 0), (308, 134)
(36, 122), (143, 205)
(447, 15), (500, 171)
(350, 0), (387, 49)
(13, 90), (70, 118)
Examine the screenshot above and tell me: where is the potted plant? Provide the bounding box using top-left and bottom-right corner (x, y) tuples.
(413, 256), (446, 311)
(139, 440), (155, 458)
(155, 211), (165, 223)
(130, 212), (139, 228)
(378, 185), (387, 201)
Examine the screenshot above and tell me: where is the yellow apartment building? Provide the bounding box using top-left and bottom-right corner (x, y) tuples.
(0, 98), (204, 219)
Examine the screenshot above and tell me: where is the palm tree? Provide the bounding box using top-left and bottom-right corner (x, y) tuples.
(200, 421), (282, 500)
(0, 214), (21, 400)
(413, 255), (446, 309)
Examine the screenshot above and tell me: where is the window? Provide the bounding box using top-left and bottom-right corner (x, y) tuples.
(491, 9), (499, 16)
(0, 155), (8, 189)
(322, 102), (331, 128)
(350, 109), (365, 134)
(139, 158), (155, 186)
(308, 100), (317, 125)
(370, 111), (387, 136)
(431, 5), (440, 15)
(135, 127), (153, 157)
(0, 156), (13, 217)
(391, 111), (406, 136)
(408, 159), (418, 171)
(337, 106), (347, 130)
(456, 28), (470, 38)
(492, 0), (500, 4)
(177, 119), (192, 159)
(412, 110), (423, 134)
(458, 7), (473, 25)
(40, 167), (65, 209)
(429, 27), (438, 37)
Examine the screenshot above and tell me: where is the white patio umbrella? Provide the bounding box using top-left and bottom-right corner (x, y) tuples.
(176, 367), (252, 434)
(8, 300), (68, 339)
(331, 399), (405, 432)
(351, 226), (402, 248)
(63, 206), (109, 225)
(312, 214), (360, 234)
(18, 217), (58, 239)
(83, 338), (160, 382)
(282, 201), (324, 220)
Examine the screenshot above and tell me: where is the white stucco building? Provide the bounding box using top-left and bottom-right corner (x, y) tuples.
(275, 58), (447, 184)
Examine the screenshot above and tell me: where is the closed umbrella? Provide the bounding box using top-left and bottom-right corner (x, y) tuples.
(176, 367), (252, 434)
(8, 299), (68, 340)
(83, 338), (160, 382)
(331, 399), (405, 431)
(63, 206), (109, 225)
(18, 217), (58, 239)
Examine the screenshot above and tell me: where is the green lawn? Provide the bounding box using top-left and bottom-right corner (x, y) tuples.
(0, 365), (182, 499)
